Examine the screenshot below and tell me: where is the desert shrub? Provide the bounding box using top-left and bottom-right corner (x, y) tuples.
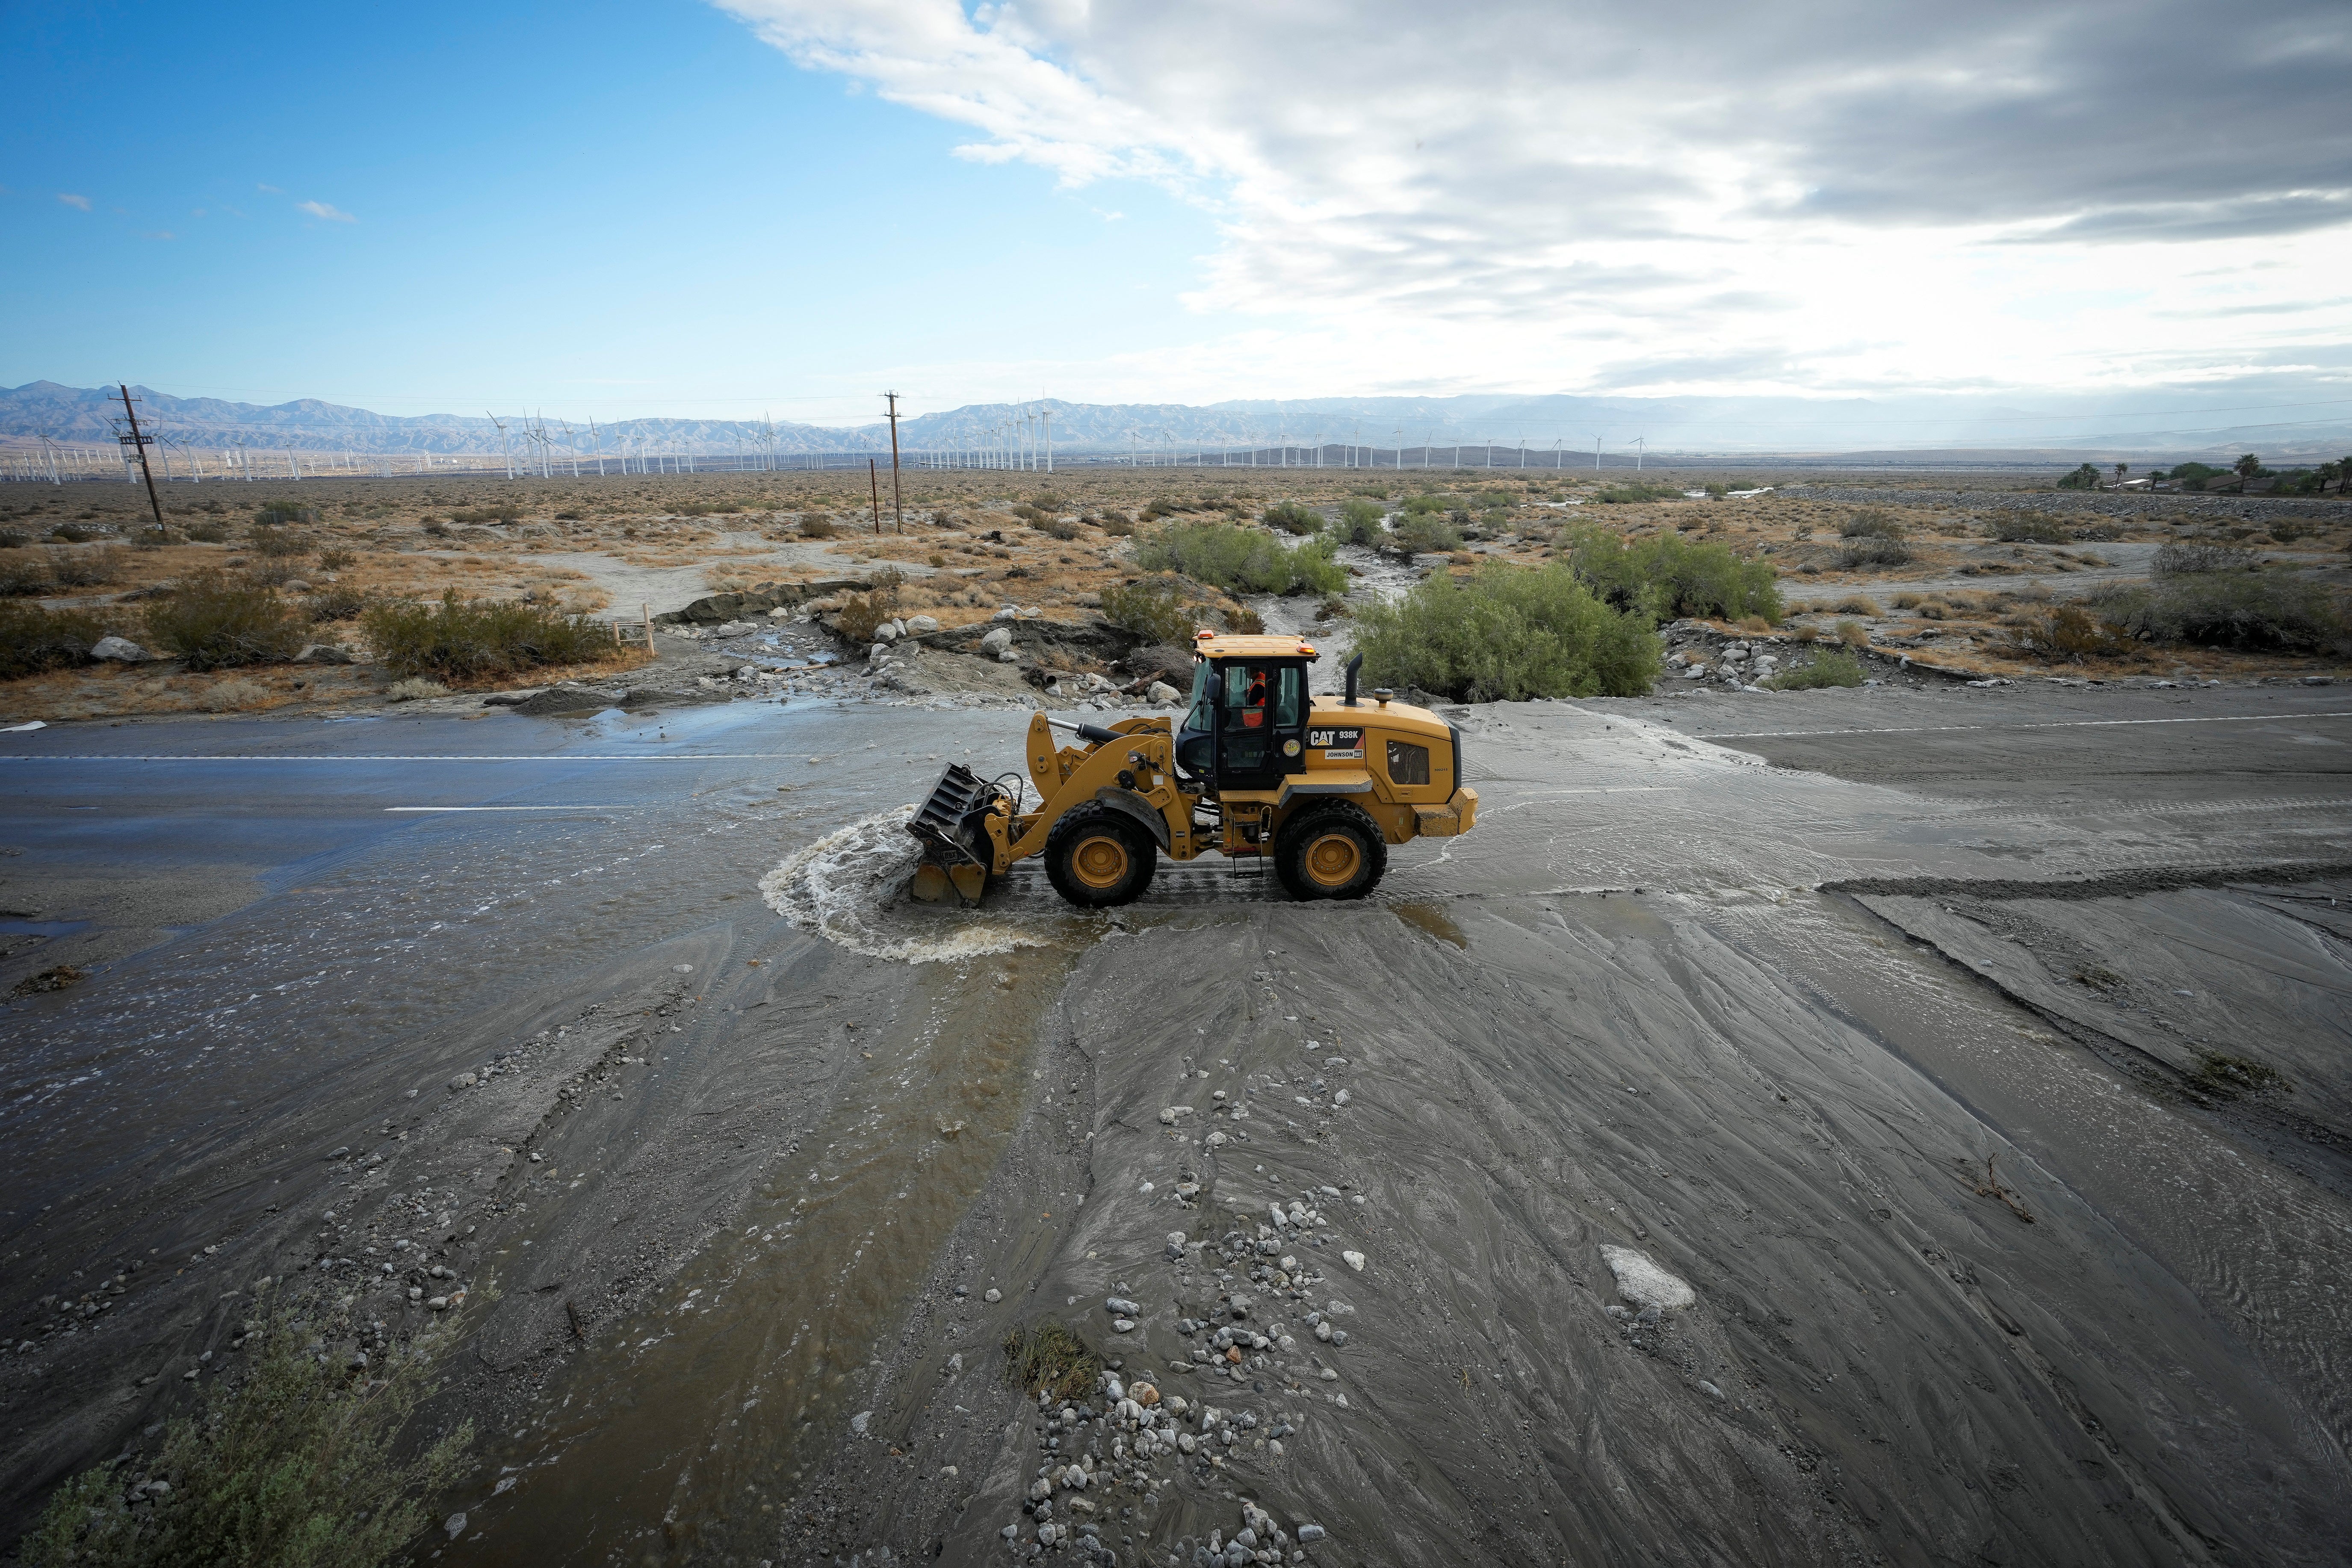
(1835, 619), (1870, 646)
(304, 585), (371, 623)
(1387, 512), (1463, 555)
(197, 678), (274, 712)
(183, 521), (230, 543)
(1593, 483), (1682, 504)
(1100, 577), (1200, 646)
(250, 527), (311, 557)
(2085, 575), (2344, 652)
(2154, 542), (2257, 575)
(1099, 514), (1136, 537)
(1262, 500), (1322, 536)
(1984, 514), (2067, 543)
(1790, 621), (1819, 642)
(450, 505), (520, 525)
(49, 546), (124, 587)
(384, 676), (450, 703)
(49, 523), (100, 543)
(797, 515), (837, 539)
(1225, 605), (1266, 635)
(2009, 602), (2122, 660)
(253, 502), (315, 526)
(1328, 499), (1383, 546)
(2, 556), (52, 596)
(144, 572), (307, 670)
(1567, 527), (1782, 623)
(317, 545), (358, 571)
(833, 591), (896, 644)
(0, 602), (115, 678)
(1833, 594), (1880, 614)
(24, 1295), (470, 1568)
(1134, 522), (1344, 595)
(1040, 517), (1081, 541)
(1836, 535), (1913, 567)
(1353, 560), (1661, 701)
(1840, 510), (1905, 539)
(0, 528), (27, 548)
(1764, 649), (1865, 689)
(1892, 591), (1924, 609)
(362, 591), (620, 678)
(1314, 594), (1351, 621)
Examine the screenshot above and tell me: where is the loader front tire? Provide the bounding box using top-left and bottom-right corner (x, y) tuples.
(1044, 805), (1158, 908)
(1275, 801), (1386, 901)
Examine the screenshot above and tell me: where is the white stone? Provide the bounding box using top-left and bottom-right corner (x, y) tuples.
(980, 627), (1013, 654)
(1599, 1244), (1696, 1311)
(1342, 1250), (1366, 1271)
(906, 614), (940, 633)
(1147, 681), (1180, 704)
(874, 622), (900, 644)
(90, 635), (151, 662)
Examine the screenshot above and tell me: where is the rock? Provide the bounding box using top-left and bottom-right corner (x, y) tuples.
(295, 642), (355, 665)
(1699, 1379), (1726, 1400)
(444, 1512), (468, 1541)
(511, 685), (612, 716)
(448, 1073), (476, 1090)
(980, 627), (1014, 655)
(1158, 1106), (1194, 1125)
(998, 648), (1021, 664)
(281, 579), (313, 594)
(850, 1410), (872, 1437)
(869, 643), (890, 663)
(984, 1287), (1002, 1303)
(480, 689), (538, 706)
(1107, 1296), (1141, 1315)
(1342, 1249), (1366, 1271)
(90, 635), (151, 662)
(993, 606), (1019, 620)
(906, 614), (940, 632)
(1599, 1243), (1696, 1311)
(1205, 1131), (1228, 1148)
(1296, 1524), (1326, 1543)
(1147, 681), (1180, 704)
(875, 622), (900, 644)
(1131, 1381), (1159, 1406)
(1333, 1089), (1351, 1106)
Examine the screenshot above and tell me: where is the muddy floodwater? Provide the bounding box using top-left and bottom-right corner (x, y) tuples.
(3, 681), (2349, 1565)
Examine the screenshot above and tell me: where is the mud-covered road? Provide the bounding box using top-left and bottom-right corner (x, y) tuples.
(2, 680), (2348, 1565)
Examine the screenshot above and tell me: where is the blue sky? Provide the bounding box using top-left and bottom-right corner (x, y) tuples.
(6, 0), (2347, 428)
(2, 0), (1217, 424)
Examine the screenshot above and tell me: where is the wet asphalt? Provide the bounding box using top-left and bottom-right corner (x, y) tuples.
(1, 679), (2348, 1564)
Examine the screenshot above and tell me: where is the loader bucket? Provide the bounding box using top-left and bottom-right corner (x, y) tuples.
(907, 762), (995, 902)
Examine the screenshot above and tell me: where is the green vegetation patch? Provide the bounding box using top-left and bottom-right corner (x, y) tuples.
(1591, 483), (1683, 504)
(1004, 1321), (1102, 1404)
(1567, 526), (1782, 623)
(1328, 499), (1383, 547)
(0, 602), (122, 679)
(23, 1295), (471, 1568)
(1762, 649), (1865, 689)
(1354, 561), (1661, 701)
(363, 591), (621, 679)
(1983, 515), (2068, 543)
(1260, 500), (1322, 536)
(1101, 576), (1202, 646)
(144, 571), (309, 670)
(1133, 521), (1345, 596)
(2085, 574), (2345, 653)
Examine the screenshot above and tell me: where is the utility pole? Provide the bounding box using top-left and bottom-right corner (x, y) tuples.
(869, 457), (882, 534)
(883, 390), (904, 530)
(115, 385), (167, 534)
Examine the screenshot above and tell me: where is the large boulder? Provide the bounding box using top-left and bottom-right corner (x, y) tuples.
(660, 578), (871, 625)
(90, 635), (151, 663)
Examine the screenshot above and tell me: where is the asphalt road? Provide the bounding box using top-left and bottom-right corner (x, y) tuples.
(2, 680), (2347, 1565)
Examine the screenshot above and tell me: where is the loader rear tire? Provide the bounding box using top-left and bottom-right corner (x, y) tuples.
(1044, 805), (1158, 908)
(1275, 801), (1386, 901)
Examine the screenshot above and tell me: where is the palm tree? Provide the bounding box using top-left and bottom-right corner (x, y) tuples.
(2235, 453), (2262, 479)
(2113, 462), (2129, 483)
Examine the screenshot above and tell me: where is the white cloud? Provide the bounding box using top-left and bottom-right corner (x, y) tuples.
(715, 0), (2352, 399)
(296, 200), (356, 223)
(56, 193), (91, 210)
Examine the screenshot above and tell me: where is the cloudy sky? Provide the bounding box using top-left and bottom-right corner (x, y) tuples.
(5, 0), (2347, 433)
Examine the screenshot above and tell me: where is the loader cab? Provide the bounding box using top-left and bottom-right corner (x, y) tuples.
(1175, 635), (1315, 789)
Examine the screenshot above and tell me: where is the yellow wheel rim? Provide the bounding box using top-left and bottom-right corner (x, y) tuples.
(1072, 834), (1130, 890)
(1304, 832), (1362, 888)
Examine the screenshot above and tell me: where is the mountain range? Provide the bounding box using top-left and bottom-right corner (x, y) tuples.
(5, 381), (2346, 464)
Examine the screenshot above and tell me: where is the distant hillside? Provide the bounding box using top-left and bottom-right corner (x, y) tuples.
(5, 381), (2346, 462)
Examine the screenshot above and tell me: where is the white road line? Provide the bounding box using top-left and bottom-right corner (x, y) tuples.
(1695, 710), (2352, 741)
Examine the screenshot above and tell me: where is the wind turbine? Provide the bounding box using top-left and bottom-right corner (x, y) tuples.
(488, 413), (513, 480)
(1634, 437), (1645, 471)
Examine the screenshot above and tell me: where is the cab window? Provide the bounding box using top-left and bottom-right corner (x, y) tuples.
(1220, 665), (1300, 729)
(1386, 740), (1431, 785)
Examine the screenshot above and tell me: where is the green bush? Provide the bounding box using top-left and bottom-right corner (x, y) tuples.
(1329, 499), (1383, 546)
(798, 516), (837, 539)
(1567, 527), (1782, 623)
(0, 602), (118, 679)
(48, 546), (124, 588)
(2086, 575), (2344, 652)
(1353, 561), (1661, 700)
(1100, 577), (1201, 646)
(1133, 522), (1345, 595)
(253, 502), (315, 526)
(1, 556), (50, 596)
(1593, 483), (1682, 504)
(22, 1295), (470, 1568)
(249, 529), (311, 558)
(183, 522), (231, 543)
(1839, 510), (1905, 539)
(2055, 462), (2103, 490)
(1764, 649), (1866, 689)
(1984, 515), (2067, 543)
(49, 523), (100, 543)
(144, 572), (308, 670)
(1836, 536), (1913, 568)
(1262, 500), (1322, 536)
(1387, 512), (1463, 555)
(304, 585), (371, 623)
(2154, 542), (2256, 574)
(361, 591), (620, 678)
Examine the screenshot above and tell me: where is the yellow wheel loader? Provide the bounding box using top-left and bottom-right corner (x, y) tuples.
(907, 634), (1478, 907)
